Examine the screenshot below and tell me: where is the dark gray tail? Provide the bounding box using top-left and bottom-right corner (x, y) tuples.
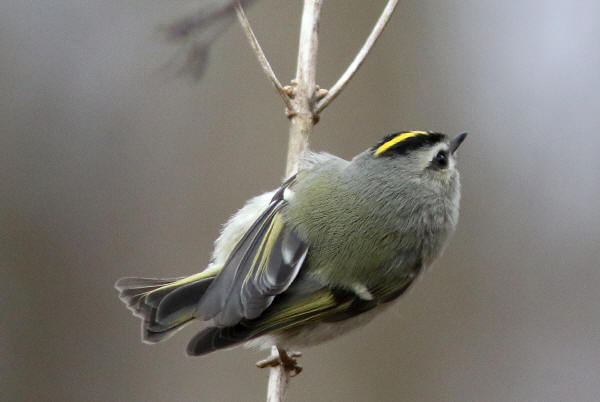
(115, 276), (214, 343)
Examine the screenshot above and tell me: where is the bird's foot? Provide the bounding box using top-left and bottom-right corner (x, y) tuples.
(256, 347), (303, 377)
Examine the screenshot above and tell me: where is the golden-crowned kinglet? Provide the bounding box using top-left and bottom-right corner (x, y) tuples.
(116, 131), (467, 356)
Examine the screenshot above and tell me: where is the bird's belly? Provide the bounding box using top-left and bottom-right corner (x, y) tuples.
(244, 302), (394, 351)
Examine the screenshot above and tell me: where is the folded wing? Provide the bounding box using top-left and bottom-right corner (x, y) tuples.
(197, 177), (309, 327)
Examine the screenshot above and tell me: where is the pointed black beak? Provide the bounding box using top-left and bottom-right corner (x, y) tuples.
(449, 132), (468, 154)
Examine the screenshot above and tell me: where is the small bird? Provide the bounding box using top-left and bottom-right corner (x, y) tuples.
(116, 131), (467, 362)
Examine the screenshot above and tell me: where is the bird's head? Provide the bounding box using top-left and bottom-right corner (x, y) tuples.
(354, 131), (467, 191)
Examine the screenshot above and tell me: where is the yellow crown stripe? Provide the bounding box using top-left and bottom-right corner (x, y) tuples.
(374, 131), (428, 155)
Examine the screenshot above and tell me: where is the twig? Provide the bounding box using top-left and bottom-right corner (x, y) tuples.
(314, 0), (399, 114)
(285, 0), (322, 177)
(260, 346), (303, 402)
(235, 3), (295, 115)
(265, 346), (290, 402)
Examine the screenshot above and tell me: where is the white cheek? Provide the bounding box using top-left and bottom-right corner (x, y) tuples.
(424, 144), (450, 168)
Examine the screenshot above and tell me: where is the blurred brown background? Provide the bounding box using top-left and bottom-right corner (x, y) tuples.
(3, 1), (600, 401)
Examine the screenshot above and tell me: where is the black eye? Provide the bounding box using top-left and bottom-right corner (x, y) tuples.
(432, 150), (448, 168)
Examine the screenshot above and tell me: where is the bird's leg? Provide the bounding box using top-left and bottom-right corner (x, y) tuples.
(256, 346), (303, 377)
(278, 348), (303, 376)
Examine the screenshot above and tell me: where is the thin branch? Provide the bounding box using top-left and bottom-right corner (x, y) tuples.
(285, 0), (322, 177)
(265, 347), (289, 402)
(235, 3), (295, 114)
(314, 0), (399, 114)
(260, 347), (303, 402)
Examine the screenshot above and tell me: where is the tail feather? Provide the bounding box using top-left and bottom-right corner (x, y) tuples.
(115, 277), (177, 289)
(115, 277), (180, 318)
(115, 275), (215, 344)
(156, 279), (213, 327)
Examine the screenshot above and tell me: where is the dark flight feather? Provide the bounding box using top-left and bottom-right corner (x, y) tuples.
(187, 266), (424, 356)
(196, 177), (308, 327)
(187, 286), (356, 355)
